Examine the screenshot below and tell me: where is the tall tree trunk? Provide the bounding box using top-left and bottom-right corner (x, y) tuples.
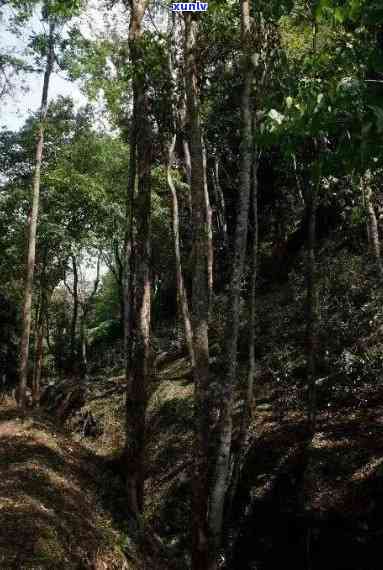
(123, 107), (137, 371)
(306, 159), (320, 433)
(362, 171), (383, 277)
(123, 0), (152, 518)
(70, 255), (79, 368)
(209, 0), (254, 561)
(18, 21), (55, 410)
(184, 13), (211, 570)
(226, 148), (259, 522)
(80, 317), (88, 379)
(168, 137), (195, 368)
(183, 139), (193, 212)
(167, 13), (195, 369)
(32, 288), (48, 407)
(33, 322), (44, 406)
(203, 143), (214, 304)
(79, 258), (100, 379)
(211, 156), (228, 247)
(112, 241), (125, 332)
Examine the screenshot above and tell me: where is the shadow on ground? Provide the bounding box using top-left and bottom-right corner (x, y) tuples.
(0, 404), (131, 569)
(231, 392), (383, 570)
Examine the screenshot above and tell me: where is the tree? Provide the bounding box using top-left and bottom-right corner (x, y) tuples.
(166, 12), (195, 369)
(183, 11), (212, 569)
(17, 0), (86, 409)
(122, 0), (153, 518)
(209, 0), (255, 561)
(19, 7), (56, 410)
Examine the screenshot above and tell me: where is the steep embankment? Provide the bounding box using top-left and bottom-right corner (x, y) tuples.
(0, 402), (134, 569)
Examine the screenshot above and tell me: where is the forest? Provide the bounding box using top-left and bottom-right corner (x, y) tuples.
(1, 0), (383, 569)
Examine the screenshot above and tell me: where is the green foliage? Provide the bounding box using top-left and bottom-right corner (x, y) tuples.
(94, 272), (121, 326)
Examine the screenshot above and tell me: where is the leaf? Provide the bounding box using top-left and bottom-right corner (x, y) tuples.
(286, 96), (293, 109)
(268, 109), (285, 125)
(334, 7), (345, 23)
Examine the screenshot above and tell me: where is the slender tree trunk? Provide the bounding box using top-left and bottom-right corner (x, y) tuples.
(80, 317), (88, 378)
(45, 309), (51, 353)
(203, 143), (214, 304)
(209, 0), (254, 560)
(166, 13), (195, 369)
(123, 108), (137, 371)
(18, 21), (55, 410)
(80, 257), (100, 379)
(306, 159), (320, 434)
(123, 0), (152, 517)
(362, 171), (383, 277)
(33, 296), (46, 407)
(211, 156), (228, 247)
(184, 13), (211, 570)
(70, 255), (79, 368)
(183, 139), (193, 214)
(168, 137), (195, 368)
(112, 243), (125, 332)
(226, 149), (259, 521)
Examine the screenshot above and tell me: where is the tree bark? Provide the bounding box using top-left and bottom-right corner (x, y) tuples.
(209, 0), (254, 560)
(183, 139), (193, 213)
(33, 323), (44, 406)
(203, 143), (214, 305)
(32, 287), (49, 407)
(211, 156), (228, 247)
(184, 12), (211, 570)
(70, 255), (79, 368)
(167, 136), (195, 368)
(362, 171), (383, 277)
(123, 0), (152, 518)
(167, 16), (195, 369)
(226, 148), (259, 520)
(18, 20), (55, 410)
(123, 107), (137, 370)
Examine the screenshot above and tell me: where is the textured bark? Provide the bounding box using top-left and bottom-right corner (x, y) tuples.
(167, 135), (195, 368)
(226, 150), (259, 518)
(184, 13), (211, 570)
(362, 171), (383, 277)
(203, 144), (214, 304)
(208, 0), (254, 560)
(19, 21), (55, 410)
(167, 18), (195, 369)
(33, 295), (46, 408)
(123, 0), (152, 517)
(168, 137), (195, 368)
(110, 241), (125, 330)
(183, 139), (193, 213)
(70, 255), (79, 367)
(123, 108), (137, 372)
(80, 319), (87, 378)
(211, 157), (228, 247)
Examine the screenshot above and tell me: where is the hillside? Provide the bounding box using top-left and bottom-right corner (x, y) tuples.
(0, 402), (136, 569)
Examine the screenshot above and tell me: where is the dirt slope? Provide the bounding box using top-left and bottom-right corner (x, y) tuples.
(0, 402), (133, 569)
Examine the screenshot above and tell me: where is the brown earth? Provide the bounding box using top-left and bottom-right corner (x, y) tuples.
(0, 401), (133, 570)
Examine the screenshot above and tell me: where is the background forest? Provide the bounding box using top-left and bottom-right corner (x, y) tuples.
(1, 0), (383, 569)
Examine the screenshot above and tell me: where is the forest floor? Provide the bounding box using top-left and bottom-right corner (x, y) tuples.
(5, 350), (383, 569)
(231, 380), (383, 570)
(74, 350), (383, 569)
(0, 400), (137, 570)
